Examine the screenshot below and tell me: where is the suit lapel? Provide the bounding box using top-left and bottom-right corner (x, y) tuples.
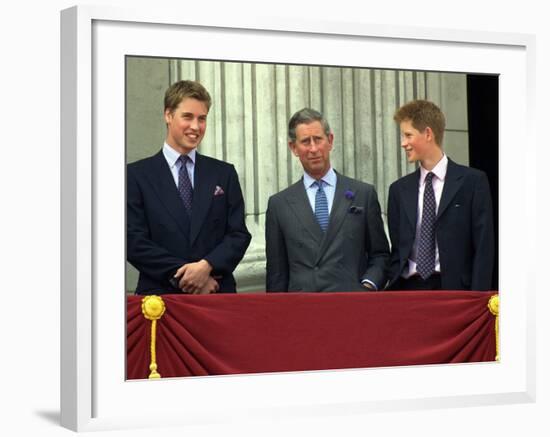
(189, 153), (216, 246)
(437, 159), (464, 219)
(286, 179), (324, 244)
(402, 170), (420, 231)
(144, 151), (190, 234)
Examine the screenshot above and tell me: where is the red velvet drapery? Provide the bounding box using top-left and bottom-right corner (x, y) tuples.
(127, 291), (497, 380)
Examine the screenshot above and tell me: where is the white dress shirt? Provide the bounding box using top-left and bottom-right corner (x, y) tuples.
(162, 142), (196, 188)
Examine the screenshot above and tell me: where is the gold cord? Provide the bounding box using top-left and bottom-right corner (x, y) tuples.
(141, 295), (166, 379)
(487, 294), (499, 361)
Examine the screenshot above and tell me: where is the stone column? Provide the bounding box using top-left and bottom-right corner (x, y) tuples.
(126, 57), (469, 293)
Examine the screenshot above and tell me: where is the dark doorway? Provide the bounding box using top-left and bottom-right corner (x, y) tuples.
(467, 74), (499, 290)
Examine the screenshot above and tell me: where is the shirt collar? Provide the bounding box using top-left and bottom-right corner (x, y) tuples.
(420, 154), (448, 185)
(303, 167), (337, 189)
(163, 142), (196, 168)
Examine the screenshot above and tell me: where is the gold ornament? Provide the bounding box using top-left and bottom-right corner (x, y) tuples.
(141, 295), (166, 378)
(487, 294), (499, 361)
(142, 295), (166, 320)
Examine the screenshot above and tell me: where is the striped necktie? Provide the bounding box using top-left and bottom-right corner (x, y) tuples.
(314, 180), (329, 232)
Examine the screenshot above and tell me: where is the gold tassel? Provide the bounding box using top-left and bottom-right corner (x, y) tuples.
(141, 295), (166, 379)
(487, 294), (499, 361)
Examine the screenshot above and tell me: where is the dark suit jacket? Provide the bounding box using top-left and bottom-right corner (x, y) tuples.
(266, 173), (390, 292)
(127, 150), (251, 294)
(387, 159), (494, 291)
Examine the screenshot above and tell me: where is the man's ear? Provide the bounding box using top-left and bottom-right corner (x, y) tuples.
(328, 131), (334, 150)
(289, 141), (298, 156)
(424, 126), (434, 142)
(164, 109), (173, 124)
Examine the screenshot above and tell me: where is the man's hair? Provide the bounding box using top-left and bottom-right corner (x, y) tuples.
(393, 100), (446, 146)
(164, 80), (212, 113)
(288, 108), (331, 142)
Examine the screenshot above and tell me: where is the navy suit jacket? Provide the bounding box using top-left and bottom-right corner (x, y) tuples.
(387, 159), (494, 291)
(127, 150), (251, 294)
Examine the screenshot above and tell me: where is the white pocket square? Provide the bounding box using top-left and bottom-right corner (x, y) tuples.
(214, 185), (225, 196)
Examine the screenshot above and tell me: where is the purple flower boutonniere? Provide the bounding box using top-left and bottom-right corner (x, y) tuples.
(345, 190), (362, 214)
(344, 189), (355, 200)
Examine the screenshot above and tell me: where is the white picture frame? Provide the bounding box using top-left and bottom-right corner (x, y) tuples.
(60, 5), (536, 432)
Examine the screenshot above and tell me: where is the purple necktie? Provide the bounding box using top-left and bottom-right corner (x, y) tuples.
(417, 172), (436, 279)
(178, 155), (193, 212)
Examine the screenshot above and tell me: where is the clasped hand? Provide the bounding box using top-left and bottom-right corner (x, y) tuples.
(174, 260), (219, 294)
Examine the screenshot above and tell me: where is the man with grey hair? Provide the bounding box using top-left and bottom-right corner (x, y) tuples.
(265, 108), (389, 292)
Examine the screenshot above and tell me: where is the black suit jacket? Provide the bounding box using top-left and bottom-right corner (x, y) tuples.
(387, 159), (494, 291)
(127, 150), (251, 294)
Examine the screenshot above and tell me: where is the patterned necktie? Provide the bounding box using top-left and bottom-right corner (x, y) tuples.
(417, 172), (436, 279)
(314, 180), (329, 232)
(178, 155), (193, 212)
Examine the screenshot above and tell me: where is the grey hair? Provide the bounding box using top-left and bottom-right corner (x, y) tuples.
(288, 108), (331, 142)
